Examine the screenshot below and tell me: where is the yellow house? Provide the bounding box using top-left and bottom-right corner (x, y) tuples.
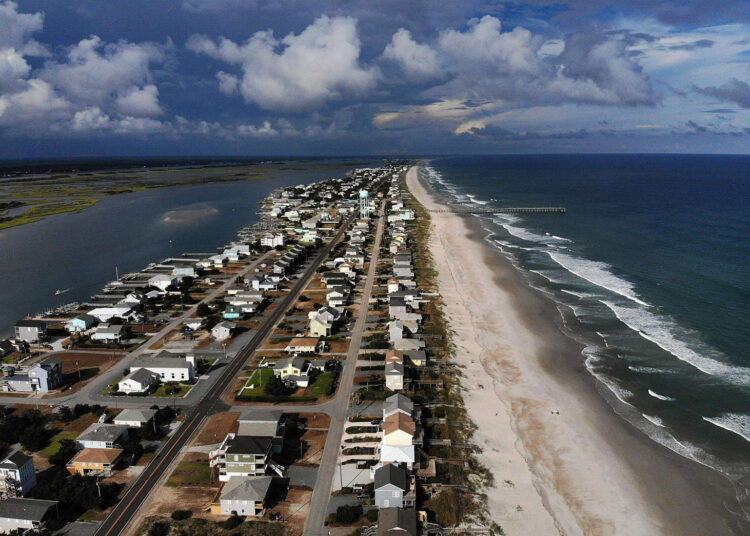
(382, 413), (415, 447)
(67, 448), (123, 476)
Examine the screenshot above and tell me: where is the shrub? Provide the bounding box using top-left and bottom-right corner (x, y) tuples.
(147, 521), (170, 536)
(365, 509), (378, 522)
(171, 509), (192, 520)
(49, 439), (77, 465)
(335, 505), (363, 524)
(223, 514), (243, 530)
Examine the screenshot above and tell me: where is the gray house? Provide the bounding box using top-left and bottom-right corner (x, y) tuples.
(219, 476), (273, 516)
(2, 357), (62, 393)
(0, 450), (37, 497)
(374, 464), (408, 509)
(0, 498), (58, 534)
(13, 320), (47, 343)
(377, 507), (417, 536)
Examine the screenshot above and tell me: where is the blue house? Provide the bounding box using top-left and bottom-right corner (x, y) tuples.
(223, 305), (242, 320)
(68, 314), (96, 333)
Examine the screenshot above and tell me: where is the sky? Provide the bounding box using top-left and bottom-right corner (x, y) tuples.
(1, 0), (749, 157)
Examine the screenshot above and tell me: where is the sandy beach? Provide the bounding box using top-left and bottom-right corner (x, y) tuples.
(406, 165), (739, 536)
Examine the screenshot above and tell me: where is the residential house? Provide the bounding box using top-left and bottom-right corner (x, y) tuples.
(0, 451), (36, 497)
(393, 339), (425, 353)
(148, 274), (178, 291)
(385, 362), (405, 391)
(0, 498), (58, 534)
(377, 507), (417, 536)
(1, 357), (63, 393)
(0, 341), (11, 358)
(91, 324), (125, 343)
(113, 408), (157, 428)
(88, 306), (135, 323)
(66, 448), (123, 477)
(383, 394), (413, 420)
(382, 413), (415, 446)
(260, 233), (285, 248)
(118, 368), (159, 394)
(308, 306), (343, 337)
(13, 320), (47, 343)
(220, 476), (273, 516)
(212, 321), (236, 341)
(374, 464), (408, 509)
(284, 338), (321, 355)
(273, 357), (310, 388)
(326, 287), (349, 307)
(209, 434), (273, 482)
(76, 423), (128, 450)
(130, 354), (195, 383)
(388, 297), (409, 318)
(387, 278), (400, 294)
(223, 305), (243, 320)
(67, 314), (96, 333)
(183, 318), (203, 331)
(388, 321), (405, 343)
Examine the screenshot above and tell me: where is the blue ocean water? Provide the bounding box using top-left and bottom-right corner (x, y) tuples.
(424, 155), (750, 504)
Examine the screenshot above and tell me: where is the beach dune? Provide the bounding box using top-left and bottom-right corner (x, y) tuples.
(406, 165), (737, 536)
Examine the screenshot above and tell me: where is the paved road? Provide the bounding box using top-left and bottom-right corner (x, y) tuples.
(94, 212), (357, 536)
(303, 201), (385, 536)
(0, 250), (274, 408)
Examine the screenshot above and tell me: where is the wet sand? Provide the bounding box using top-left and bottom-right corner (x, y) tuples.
(406, 164), (741, 536)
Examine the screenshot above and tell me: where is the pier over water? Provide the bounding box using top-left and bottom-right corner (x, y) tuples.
(426, 206), (566, 214)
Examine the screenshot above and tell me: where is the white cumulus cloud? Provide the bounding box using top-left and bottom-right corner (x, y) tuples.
(187, 15), (378, 111)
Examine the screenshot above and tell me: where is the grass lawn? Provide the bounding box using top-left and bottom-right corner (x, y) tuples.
(40, 431), (77, 457)
(307, 372), (337, 398)
(151, 384), (190, 398)
(238, 368), (274, 396)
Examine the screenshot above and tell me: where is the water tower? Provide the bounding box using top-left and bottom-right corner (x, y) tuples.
(359, 190), (370, 219)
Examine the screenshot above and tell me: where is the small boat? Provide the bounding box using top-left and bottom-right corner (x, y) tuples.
(54, 288), (71, 296)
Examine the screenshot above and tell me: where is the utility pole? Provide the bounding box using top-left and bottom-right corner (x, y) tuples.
(76, 360), (81, 382)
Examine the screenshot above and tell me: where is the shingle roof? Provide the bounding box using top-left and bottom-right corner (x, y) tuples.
(226, 436), (273, 455)
(114, 408), (157, 424)
(0, 498), (58, 521)
(377, 507), (417, 536)
(238, 410), (282, 424)
(70, 448), (123, 465)
(220, 476), (273, 502)
(374, 464), (408, 491)
(77, 423), (128, 444)
(0, 450), (32, 470)
(382, 413), (415, 436)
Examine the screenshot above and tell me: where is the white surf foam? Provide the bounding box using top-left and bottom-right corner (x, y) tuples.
(502, 223), (556, 243)
(546, 251), (650, 306)
(602, 301), (750, 385)
(703, 414), (750, 443)
(648, 389), (676, 401)
(644, 414), (666, 427)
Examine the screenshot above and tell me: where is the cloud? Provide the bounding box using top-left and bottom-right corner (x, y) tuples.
(114, 84), (163, 117)
(382, 28), (441, 79)
(0, 1), (43, 50)
(187, 15), (378, 111)
(237, 120), (279, 137)
(695, 78), (750, 108)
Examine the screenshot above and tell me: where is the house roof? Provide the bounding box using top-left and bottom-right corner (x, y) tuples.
(114, 408), (157, 424)
(385, 350), (404, 362)
(77, 423), (128, 444)
(287, 337), (320, 347)
(377, 508), (417, 536)
(220, 476), (273, 502)
(383, 413), (415, 436)
(385, 362), (404, 375)
(226, 435), (273, 455)
(14, 319), (46, 329)
(383, 394), (413, 417)
(0, 498), (58, 522)
(238, 410), (282, 424)
(0, 450), (32, 470)
(374, 464), (408, 491)
(74, 314), (96, 322)
(125, 368), (159, 385)
(70, 448), (123, 465)
(132, 355), (191, 370)
(213, 321), (237, 330)
(274, 356), (307, 370)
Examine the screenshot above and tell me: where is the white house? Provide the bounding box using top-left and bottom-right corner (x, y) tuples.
(148, 274), (178, 291)
(284, 337), (321, 355)
(113, 408), (157, 428)
(88, 307), (135, 323)
(385, 362), (405, 391)
(91, 324), (125, 343)
(260, 232), (285, 248)
(130, 354), (195, 382)
(0, 498), (58, 534)
(118, 368), (159, 394)
(76, 423), (129, 450)
(212, 321), (236, 341)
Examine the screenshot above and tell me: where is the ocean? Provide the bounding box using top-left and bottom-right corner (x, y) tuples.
(423, 154), (750, 514)
(0, 158), (374, 336)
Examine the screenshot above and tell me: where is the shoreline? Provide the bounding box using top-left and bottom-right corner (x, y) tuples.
(406, 164), (741, 535)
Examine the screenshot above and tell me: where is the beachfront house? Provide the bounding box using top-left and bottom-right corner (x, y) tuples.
(377, 508), (417, 536)
(220, 476), (273, 516)
(148, 274), (178, 291)
(0, 450), (37, 497)
(385, 362), (405, 391)
(383, 394), (414, 420)
(0, 498), (58, 534)
(209, 434), (273, 481)
(374, 464), (408, 509)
